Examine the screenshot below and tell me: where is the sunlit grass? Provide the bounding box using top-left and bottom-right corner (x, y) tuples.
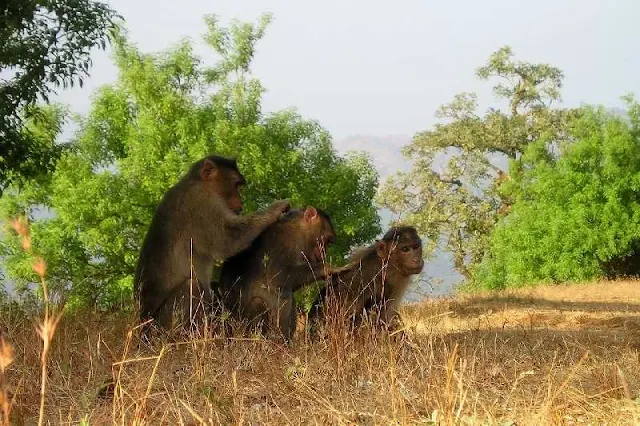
(0, 278), (639, 424)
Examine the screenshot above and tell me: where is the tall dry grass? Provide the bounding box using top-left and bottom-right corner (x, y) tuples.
(0, 280), (638, 424)
(0, 216), (639, 424)
(4, 216), (64, 426)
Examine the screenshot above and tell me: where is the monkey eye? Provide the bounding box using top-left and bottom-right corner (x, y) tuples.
(401, 246), (411, 253)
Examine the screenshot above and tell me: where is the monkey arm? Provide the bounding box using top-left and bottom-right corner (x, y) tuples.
(219, 202), (286, 258)
(285, 262), (328, 291)
(327, 264), (356, 275)
(378, 300), (403, 332)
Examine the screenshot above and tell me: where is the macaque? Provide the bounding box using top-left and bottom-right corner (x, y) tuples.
(219, 207), (336, 340)
(311, 226), (424, 330)
(134, 155), (290, 334)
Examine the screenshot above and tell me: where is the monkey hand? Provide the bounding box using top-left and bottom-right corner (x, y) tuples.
(327, 264), (352, 275)
(319, 264), (345, 279)
(269, 199), (291, 218)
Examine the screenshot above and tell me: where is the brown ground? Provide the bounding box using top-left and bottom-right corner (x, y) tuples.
(1, 280), (639, 425)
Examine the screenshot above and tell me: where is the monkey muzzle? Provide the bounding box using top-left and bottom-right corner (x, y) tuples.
(407, 259), (425, 275)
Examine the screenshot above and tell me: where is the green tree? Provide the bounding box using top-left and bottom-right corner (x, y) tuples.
(378, 46), (578, 278)
(473, 98), (640, 289)
(0, 0), (119, 193)
(0, 14), (380, 309)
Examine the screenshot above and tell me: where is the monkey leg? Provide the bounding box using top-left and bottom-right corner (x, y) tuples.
(378, 301), (403, 332)
(245, 288), (296, 341)
(138, 284), (175, 332)
(275, 292), (296, 341)
(178, 278), (217, 330)
(259, 290), (295, 341)
(242, 291), (270, 335)
(149, 279), (215, 333)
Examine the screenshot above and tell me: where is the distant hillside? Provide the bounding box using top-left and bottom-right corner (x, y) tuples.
(335, 134), (413, 179)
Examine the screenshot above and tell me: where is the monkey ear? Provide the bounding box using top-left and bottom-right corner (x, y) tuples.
(375, 240), (388, 258)
(303, 206), (318, 222)
(200, 160), (218, 180)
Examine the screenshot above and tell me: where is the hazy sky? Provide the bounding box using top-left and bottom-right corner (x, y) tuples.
(53, 0), (639, 148)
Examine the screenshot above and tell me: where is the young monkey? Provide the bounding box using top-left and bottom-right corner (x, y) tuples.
(310, 226), (424, 330)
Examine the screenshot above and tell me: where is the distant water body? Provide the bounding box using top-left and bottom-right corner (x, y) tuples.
(407, 248), (462, 301)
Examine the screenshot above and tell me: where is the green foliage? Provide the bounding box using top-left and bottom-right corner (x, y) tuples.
(0, 0), (119, 193)
(0, 15), (381, 309)
(473, 99), (640, 289)
(378, 46), (577, 278)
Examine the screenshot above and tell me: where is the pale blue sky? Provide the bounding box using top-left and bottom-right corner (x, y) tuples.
(55, 0), (639, 149)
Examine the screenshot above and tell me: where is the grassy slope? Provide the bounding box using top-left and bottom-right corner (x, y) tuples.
(1, 280), (639, 425)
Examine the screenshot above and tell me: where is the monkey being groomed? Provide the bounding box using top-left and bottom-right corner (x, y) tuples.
(309, 226), (424, 332)
(218, 206), (336, 341)
(134, 155), (290, 336)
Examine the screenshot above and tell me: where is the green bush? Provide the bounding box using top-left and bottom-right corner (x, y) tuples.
(473, 98), (640, 289)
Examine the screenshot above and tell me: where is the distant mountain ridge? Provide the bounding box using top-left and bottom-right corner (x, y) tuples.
(335, 134), (413, 179)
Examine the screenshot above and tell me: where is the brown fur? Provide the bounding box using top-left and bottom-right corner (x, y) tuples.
(218, 207), (336, 341)
(134, 155), (290, 334)
(311, 226), (424, 330)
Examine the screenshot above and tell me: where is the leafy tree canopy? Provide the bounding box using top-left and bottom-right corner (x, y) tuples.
(0, 0), (119, 193)
(473, 98), (640, 289)
(0, 14), (381, 309)
(378, 46), (578, 278)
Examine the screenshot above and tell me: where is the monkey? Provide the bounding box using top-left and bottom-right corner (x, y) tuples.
(218, 206), (336, 341)
(309, 226), (424, 331)
(133, 155), (290, 334)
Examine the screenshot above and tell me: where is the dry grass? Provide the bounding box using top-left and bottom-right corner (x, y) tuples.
(3, 216), (64, 426)
(0, 280), (638, 425)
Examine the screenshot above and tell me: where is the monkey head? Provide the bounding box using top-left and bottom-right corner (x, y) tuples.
(194, 155), (247, 214)
(300, 206), (336, 263)
(376, 226), (424, 275)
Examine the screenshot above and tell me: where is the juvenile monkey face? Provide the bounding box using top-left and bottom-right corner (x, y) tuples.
(378, 228), (425, 276)
(313, 219), (336, 262)
(317, 217), (336, 245)
(393, 237), (424, 275)
(301, 207), (336, 263)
